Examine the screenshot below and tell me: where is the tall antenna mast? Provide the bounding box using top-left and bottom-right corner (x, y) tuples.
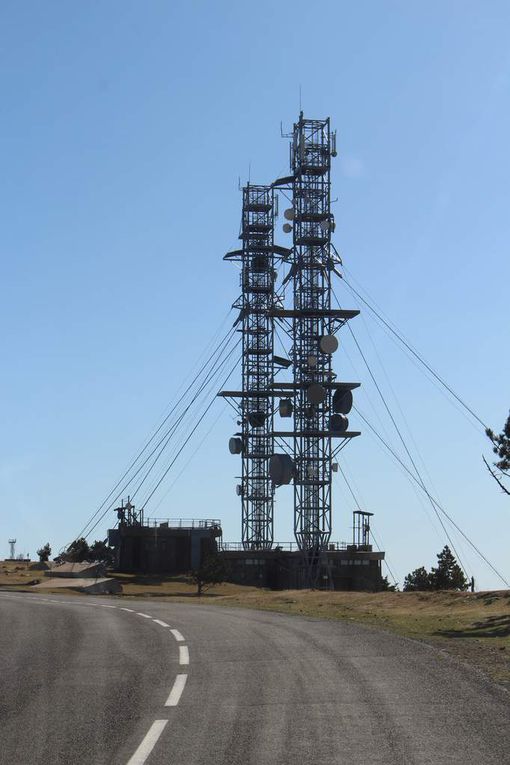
(221, 115), (361, 578)
(220, 184), (278, 549)
(273, 113), (360, 583)
(8, 539), (16, 560)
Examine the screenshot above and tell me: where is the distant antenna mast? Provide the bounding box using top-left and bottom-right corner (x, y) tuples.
(8, 539), (16, 560)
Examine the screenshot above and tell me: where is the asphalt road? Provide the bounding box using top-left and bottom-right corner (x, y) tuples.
(1, 592), (509, 765)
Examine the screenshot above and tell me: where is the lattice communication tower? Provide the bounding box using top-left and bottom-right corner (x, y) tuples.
(273, 114), (360, 569)
(221, 185), (278, 549)
(221, 114), (360, 570)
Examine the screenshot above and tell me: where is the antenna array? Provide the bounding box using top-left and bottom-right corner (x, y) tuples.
(220, 113), (360, 579)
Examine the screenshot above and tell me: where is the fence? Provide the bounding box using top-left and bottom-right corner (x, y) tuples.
(144, 518), (221, 530)
(220, 541), (349, 552)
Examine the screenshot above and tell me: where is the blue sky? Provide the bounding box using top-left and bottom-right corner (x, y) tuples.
(1, 1), (509, 588)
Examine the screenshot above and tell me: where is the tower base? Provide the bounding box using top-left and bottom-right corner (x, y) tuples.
(220, 546), (385, 591)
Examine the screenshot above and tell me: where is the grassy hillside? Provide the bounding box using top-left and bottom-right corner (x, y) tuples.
(0, 560), (45, 586)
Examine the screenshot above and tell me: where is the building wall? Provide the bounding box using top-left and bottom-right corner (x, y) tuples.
(109, 525), (219, 574)
(221, 549), (385, 591)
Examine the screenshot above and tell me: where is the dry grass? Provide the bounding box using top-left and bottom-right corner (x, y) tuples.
(2, 562), (509, 689)
(0, 560), (45, 587)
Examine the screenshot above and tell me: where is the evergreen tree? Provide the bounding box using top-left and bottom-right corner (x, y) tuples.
(485, 411), (510, 495)
(404, 547), (468, 592)
(64, 538), (90, 562)
(89, 540), (115, 565)
(379, 575), (398, 592)
(403, 566), (432, 592)
(36, 543), (51, 562)
(430, 545), (468, 591)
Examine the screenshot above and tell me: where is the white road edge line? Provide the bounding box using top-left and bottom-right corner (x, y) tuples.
(153, 619), (169, 628)
(121, 607), (134, 612)
(126, 719), (168, 765)
(136, 613), (152, 618)
(179, 645), (189, 665)
(170, 629), (184, 642)
(165, 674), (188, 707)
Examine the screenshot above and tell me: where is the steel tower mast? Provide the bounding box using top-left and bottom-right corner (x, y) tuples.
(273, 113), (360, 578)
(292, 115), (335, 558)
(221, 184), (277, 549)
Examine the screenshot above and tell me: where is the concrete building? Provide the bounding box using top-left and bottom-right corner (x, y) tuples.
(221, 544), (385, 591)
(108, 518), (222, 574)
(107, 507), (385, 590)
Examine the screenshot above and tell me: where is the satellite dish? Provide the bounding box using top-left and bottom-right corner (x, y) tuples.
(282, 223), (292, 234)
(284, 208), (295, 221)
(269, 453), (294, 485)
(307, 383), (326, 404)
(228, 437), (243, 455)
(333, 388), (353, 414)
(319, 335), (339, 354)
(307, 355), (318, 368)
(330, 414), (349, 433)
(279, 398), (293, 418)
(320, 220), (330, 232)
(248, 411), (266, 428)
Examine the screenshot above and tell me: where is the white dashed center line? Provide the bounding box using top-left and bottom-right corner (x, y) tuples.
(126, 719), (168, 765)
(153, 619), (170, 628)
(2, 595), (192, 721)
(179, 645), (189, 665)
(165, 673), (188, 707)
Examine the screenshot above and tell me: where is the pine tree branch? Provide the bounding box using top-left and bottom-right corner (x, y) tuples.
(483, 455), (510, 496)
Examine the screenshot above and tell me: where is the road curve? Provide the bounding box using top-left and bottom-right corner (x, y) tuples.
(0, 592), (509, 765)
